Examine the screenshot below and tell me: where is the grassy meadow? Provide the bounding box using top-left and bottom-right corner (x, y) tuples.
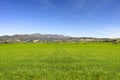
(0, 42), (120, 80)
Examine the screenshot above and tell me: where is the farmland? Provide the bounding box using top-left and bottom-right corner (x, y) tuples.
(0, 42), (120, 80)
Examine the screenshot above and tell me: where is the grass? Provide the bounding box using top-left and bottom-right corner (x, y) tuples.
(0, 42), (120, 80)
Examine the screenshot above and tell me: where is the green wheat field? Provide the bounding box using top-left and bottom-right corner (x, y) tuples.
(0, 42), (120, 80)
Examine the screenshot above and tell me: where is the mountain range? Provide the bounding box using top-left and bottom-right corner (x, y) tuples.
(0, 33), (119, 43)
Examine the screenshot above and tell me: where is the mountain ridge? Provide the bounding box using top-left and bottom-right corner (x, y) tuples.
(0, 33), (119, 43)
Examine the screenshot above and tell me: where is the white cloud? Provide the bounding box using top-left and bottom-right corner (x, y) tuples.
(75, 0), (85, 9)
(99, 27), (120, 38)
(68, 0), (85, 9)
(38, 0), (56, 9)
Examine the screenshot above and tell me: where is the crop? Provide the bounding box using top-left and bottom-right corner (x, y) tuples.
(0, 43), (120, 80)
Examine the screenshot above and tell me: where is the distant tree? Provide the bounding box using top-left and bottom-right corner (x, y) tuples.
(112, 40), (118, 44)
(4, 41), (8, 44)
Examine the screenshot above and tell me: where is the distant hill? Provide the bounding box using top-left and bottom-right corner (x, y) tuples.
(0, 33), (119, 43)
(0, 33), (69, 43)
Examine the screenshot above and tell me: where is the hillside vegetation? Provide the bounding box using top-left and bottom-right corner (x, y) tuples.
(0, 33), (120, 43)
(0, 43), (120, 80)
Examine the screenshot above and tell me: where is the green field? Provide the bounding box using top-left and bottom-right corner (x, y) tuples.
(0, 43), (120, 80)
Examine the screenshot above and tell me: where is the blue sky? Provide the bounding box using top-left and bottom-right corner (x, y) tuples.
(0, 0), (120, 38)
